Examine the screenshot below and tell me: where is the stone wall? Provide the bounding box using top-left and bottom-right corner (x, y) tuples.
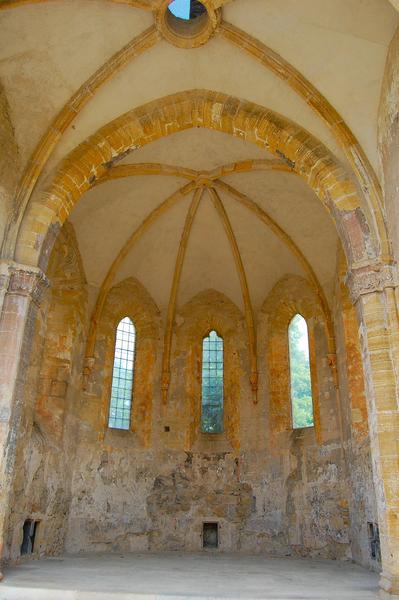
(333, 254), (379, 570)
(5, 224), (87, 561)
(66, 445), (349, 557)
(64, 277), (360, 560)
(4, 230), (377, 563)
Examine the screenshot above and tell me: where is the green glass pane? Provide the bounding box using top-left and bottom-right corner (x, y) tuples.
(201, 330), (224, 433)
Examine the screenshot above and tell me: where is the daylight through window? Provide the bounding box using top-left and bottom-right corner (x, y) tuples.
(201, 330), (224, 433)
(288, 314), (314, 429)
(108, 317), (136, 430)
(168, 0), (206, 20)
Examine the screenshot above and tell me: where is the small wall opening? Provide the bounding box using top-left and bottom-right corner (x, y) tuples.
(203, 522), (218, 548)
(367, 522), (381, 561)
(20, 519), (39, 555)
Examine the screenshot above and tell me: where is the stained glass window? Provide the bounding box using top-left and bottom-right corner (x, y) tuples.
(288, 314), (314, 429)
(108, 317), (136, 430)
(201, 330), (224, 433)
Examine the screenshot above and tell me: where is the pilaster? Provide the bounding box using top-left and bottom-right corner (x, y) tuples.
(347, 262), (399, 598)
(0, 261), (49, 573)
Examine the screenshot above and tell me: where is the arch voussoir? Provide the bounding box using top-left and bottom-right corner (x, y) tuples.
(15, 90), (387, 272)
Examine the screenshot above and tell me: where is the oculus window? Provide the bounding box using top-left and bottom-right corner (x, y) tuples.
(168, 0), (206, 20)
(288, 314), (314, 429)
(201, 330), (224, 433)
(108, 317), (136, 430)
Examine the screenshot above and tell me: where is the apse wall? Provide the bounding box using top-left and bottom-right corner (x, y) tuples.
(63, 274), (360, 560)
(5, 226), (378, 566)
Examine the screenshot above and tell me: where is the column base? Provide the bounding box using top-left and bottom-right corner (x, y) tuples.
(380, 591), (399, 600)
(380, 572), (399, 599)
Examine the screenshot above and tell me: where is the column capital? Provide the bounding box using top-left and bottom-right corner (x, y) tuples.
(0, 260), (49, 306)
(346, 262), (399, 304)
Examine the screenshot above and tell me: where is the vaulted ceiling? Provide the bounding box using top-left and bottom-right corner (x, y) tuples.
(1, 0), (397, 315)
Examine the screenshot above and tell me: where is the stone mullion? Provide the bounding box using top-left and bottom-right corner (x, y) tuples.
(0, 263), (48, 575)
(355, 288), (399, 598)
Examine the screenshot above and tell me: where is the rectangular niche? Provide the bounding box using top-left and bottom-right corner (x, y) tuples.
(20, 519), (39, 556)
(203, 522), (219, 549)
(367, 522), (381, 561)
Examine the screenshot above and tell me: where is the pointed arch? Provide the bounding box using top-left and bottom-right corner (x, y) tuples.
(288, 313), (314, 429)
(108, 316), (136, 430)
(260, 275), (332, 440)
(15, 90), (389, 275)
(201, 329), (224, 433)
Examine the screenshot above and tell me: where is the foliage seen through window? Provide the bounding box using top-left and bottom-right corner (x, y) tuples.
(288, 314), (314, 429)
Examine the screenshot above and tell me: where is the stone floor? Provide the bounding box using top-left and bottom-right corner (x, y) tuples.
(0, 553), (379, 600)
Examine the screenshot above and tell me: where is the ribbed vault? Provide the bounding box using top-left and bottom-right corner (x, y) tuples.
(1, 0), (397, 261)
(2, 1), (399, 589)
(80, 150), (336, 401)
(0, 0), (397, 404)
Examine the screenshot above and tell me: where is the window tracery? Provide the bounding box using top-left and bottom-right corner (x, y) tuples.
(201, 330), (224, 433)
(108, 317), (136, 430)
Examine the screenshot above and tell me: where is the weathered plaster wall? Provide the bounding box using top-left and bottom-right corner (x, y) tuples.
(5, 224), (87, 561)
(333, 253), (379, 570)
(0, 80), (19, 250)
(259, 276), (350, 558)
(66, 277), (162, 552)
(64, 279), (357, 559)
(4, 227), (376, 564)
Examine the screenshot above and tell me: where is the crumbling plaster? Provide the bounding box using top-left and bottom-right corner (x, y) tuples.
(59, 268), (366, 560)
(0, 2), (399, 596)
(332, 252), (378, 570)
(5, 224), (88, 562)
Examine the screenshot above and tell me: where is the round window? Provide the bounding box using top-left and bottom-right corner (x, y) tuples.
(157, 0), (219, 49)
(168, 0), (207, 21)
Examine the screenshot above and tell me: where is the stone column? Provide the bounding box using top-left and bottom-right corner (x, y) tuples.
(347, 263), (399, 599)
(0, 261), (48, 577)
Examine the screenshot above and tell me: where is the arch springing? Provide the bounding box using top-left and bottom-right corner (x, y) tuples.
(201, 330), (224, 433)
(288, 314), (314, 429)
(108, 317), (136, 430)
